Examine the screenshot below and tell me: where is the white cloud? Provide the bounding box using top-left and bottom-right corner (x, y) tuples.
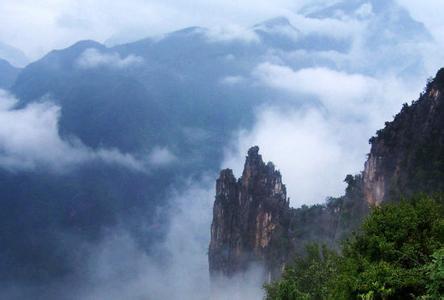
(0, 41), (28, 67)
(148, 146), (177, 166)
(0, 90), (147, 172)
(254, 18), (301, 41)
(252, 63), (422, 120)
(395, 0), (444, 75)
(76, 48), (143, 69)
(253, 64), (392, 125)
(254, 63), (374, 102)
(224, 63), (423, 207)
(219, 75), (245, 85)
(223, 108), (363, 206)
(73, 177), (263, 300)
(0, 0), (302, 60)
(205, 25), (260, 43)
(397, 0), (444, 43)
(289, 13), (364, 40)
(75, 179), (215, 300)
(0, 0), (440, 65)
(355, 2), (373, 18)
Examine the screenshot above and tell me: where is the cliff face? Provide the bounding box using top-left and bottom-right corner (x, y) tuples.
(363, 68), (444, 205)
(209, 146), (290, 279)
(209, 68), (444, 280)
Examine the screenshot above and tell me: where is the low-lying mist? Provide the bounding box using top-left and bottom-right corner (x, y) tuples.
(0, 176), (264, 300)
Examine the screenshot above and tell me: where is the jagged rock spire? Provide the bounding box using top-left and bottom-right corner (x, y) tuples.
(209, 146), (289, 279)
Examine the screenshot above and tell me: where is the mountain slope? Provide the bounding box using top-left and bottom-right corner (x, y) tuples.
(364, 69), (444, 204)
(0, 58), (20, 89)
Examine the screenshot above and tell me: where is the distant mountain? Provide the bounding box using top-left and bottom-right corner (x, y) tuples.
(0, 58), (20, 89)
(0, 42), (28, 67)
(12, 8), (430, 155)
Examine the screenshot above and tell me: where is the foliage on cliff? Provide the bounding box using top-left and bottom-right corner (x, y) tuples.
(265, 195), (444, 299)
(364, 68), (444, 204)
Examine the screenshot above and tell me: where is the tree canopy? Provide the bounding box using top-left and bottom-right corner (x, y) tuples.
(265, 195), (444, 299)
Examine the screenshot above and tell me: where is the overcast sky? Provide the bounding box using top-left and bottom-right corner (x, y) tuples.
(1, 0), (444, 205)
(0, 0), (443, 60)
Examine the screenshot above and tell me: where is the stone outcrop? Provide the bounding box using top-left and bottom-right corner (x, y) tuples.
(208, 146), (290, 280)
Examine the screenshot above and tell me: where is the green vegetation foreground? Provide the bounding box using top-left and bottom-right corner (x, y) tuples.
(265, 195), (444, 299)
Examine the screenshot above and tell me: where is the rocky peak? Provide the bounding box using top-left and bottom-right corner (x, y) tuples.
(246, 145), (261, 164)
(209, 146), (289, 279)
(242, 145), (264, 181)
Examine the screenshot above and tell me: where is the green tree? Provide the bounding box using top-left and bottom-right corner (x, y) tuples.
(341, 196), (444, 299)
(265, 244), (339, 300)
(423, 248), (444, 299)
(265, 195), (444, 300)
